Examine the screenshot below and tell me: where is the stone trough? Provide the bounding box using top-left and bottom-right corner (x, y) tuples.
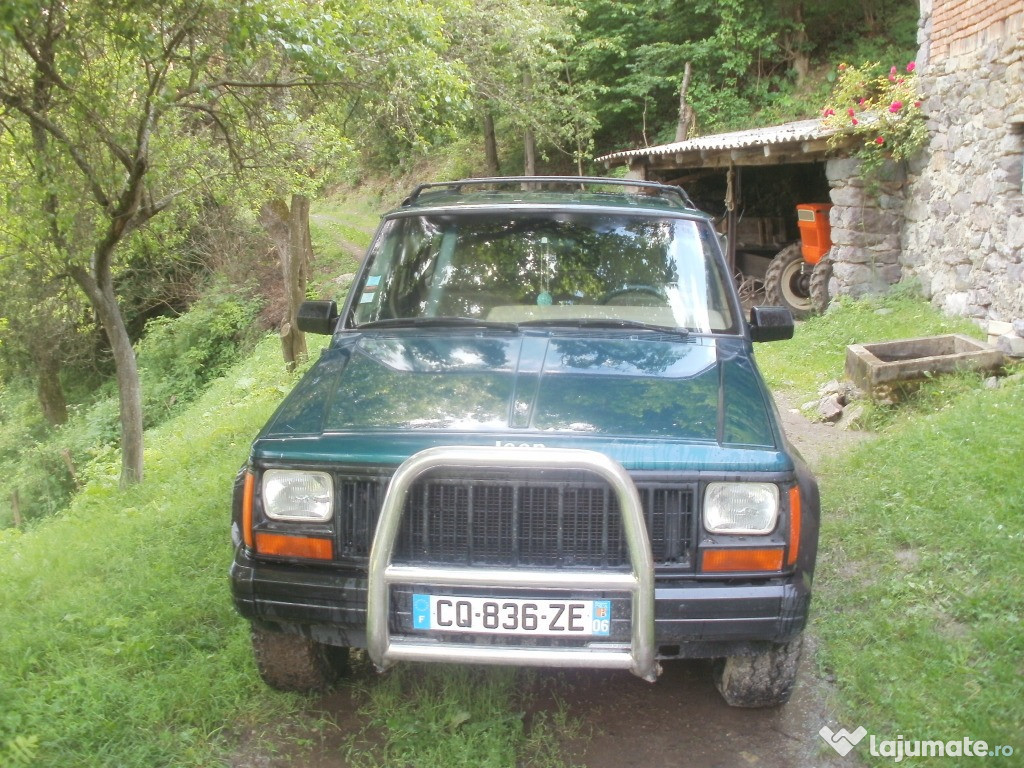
(846, 334), (1003, 397)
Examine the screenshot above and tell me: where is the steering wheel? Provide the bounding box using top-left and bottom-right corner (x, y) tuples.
(598, 284), (667, 305)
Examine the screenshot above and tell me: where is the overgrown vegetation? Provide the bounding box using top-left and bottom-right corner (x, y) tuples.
(0, 337), (310, 766)
(0, 290), (258, 526)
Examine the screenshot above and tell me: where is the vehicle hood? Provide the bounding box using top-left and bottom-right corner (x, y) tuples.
(260, 332), (780, 457)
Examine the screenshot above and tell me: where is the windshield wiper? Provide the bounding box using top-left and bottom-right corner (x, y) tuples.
(355, 316), (519, 332)
(518, 318), (690, 338)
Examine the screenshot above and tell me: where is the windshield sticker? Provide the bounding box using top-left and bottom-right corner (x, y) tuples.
(366, 275), (382, 287)
(359, 292), (375, 304)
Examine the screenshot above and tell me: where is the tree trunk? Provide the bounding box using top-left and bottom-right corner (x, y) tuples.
(285, 194), (311, 367)
(483, 111), (500, 176)
(35, 347), (68, 426)
(524, 127), (537, 176)
(789, 4), (810, 85)
(261, 196), (310, 371)
(523, 70), (537, 176)
(674, 62), (695, 143)
(71, 266), (144, 486)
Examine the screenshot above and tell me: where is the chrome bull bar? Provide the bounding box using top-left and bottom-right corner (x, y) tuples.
(366, 446), (661, 682)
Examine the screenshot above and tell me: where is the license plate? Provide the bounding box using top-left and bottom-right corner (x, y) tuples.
(412, 594), (611, 637)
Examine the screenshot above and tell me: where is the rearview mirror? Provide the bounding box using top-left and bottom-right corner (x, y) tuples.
(297, 300), (339, 335)
(749, 306), (794, 342)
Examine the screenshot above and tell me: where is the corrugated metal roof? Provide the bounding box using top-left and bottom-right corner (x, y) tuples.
(596, 117), (838, 164)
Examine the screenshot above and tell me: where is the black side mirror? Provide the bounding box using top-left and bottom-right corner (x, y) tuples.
(297, 300), (339, 335)
(749, 306), (794, 342)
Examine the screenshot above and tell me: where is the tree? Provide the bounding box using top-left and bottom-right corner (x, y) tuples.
(0, 0), (466, 485)
(441, 0), (595, 175)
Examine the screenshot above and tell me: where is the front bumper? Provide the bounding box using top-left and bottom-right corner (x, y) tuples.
(230, 547), (810, 658)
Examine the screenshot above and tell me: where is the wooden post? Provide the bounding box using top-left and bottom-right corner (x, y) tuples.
(11, 489), (22, 528)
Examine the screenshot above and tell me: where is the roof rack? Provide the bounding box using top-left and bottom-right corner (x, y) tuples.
(401, 176), (695, 209)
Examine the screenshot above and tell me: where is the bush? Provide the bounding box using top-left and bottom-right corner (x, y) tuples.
(137, 291), (260, 427)
(0, 291), (261, 526)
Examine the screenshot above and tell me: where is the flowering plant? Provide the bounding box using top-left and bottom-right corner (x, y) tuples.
(821, 61), (928, 178)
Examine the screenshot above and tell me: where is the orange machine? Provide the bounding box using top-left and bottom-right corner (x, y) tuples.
(796, 203), (832, 265)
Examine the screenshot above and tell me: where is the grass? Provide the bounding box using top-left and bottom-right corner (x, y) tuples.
(307, 192), (382, 299)
(749, 291), (1024, 765)
(811, 381), (1024, 764)
(754, 288), (982, 402)
(0, 337), (317, 767)
(342, 666), (580, 768)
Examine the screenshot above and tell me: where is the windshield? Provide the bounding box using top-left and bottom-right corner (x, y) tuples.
(349, 211), (737, 333)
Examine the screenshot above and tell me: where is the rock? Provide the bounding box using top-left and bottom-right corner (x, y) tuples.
(837, 404), (865, 430)
(875, 308), (894, 316)
(1014, 319), (1024, 336)
(818, 395), (844, 423)
(984, 376), (1001, 390)
(996, 334), (1024, 358)
(988, 320), (1013, 337)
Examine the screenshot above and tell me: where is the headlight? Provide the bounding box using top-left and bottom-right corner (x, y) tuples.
(262, 470), (334, 522)
(703, 482), (779, 534)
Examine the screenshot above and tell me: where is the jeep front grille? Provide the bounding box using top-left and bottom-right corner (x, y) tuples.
(334, 472), (695, 570)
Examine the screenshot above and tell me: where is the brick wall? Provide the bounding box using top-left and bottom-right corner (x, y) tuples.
(930, 0), (1023, 61)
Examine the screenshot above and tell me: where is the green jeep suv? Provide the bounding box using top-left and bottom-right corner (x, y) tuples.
(230, 177), (819, 707)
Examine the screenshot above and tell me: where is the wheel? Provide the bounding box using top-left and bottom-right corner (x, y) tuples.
(809, 251), (833, 314)
(764, 244), (813, 319)
(250, 624), (349, 692)
(713, 637), (803, 708)
(598, 285), (666, 305)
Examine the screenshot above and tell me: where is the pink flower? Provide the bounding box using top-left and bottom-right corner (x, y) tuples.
(890, 66), (898, 75)
(858, 97), (866, 106)
(822, 108), (836, 117)
(875, 136), (885, 145)
(906, 61), (916, 73)
(852, 117), (859, 126)
(889, 100), (903, 113)
(889, 65), (898, 82)
(914, 100), (922, 108)
(847, 108), (856, 117)
(839, 63), (847, 71)
(898, 77), (905, 84)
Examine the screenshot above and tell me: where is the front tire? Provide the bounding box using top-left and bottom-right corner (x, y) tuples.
(764, 244), (813, 319)
(713, 637), (803, 708)
(809, 252), (833, 314)
(250, 625), (348, 692)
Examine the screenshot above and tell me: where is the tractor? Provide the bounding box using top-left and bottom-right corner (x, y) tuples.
(763, 203), (833, 319)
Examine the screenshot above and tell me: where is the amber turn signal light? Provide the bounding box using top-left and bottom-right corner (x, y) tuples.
(701, 547), (784, 573)
(254, 532), (333, 560)
(786, 486), (801, 567)
(242, 471), (255, 549)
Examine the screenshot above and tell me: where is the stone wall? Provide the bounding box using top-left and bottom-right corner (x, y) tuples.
(826, 157), (907, 298)
(900, 5), (1024, 324)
